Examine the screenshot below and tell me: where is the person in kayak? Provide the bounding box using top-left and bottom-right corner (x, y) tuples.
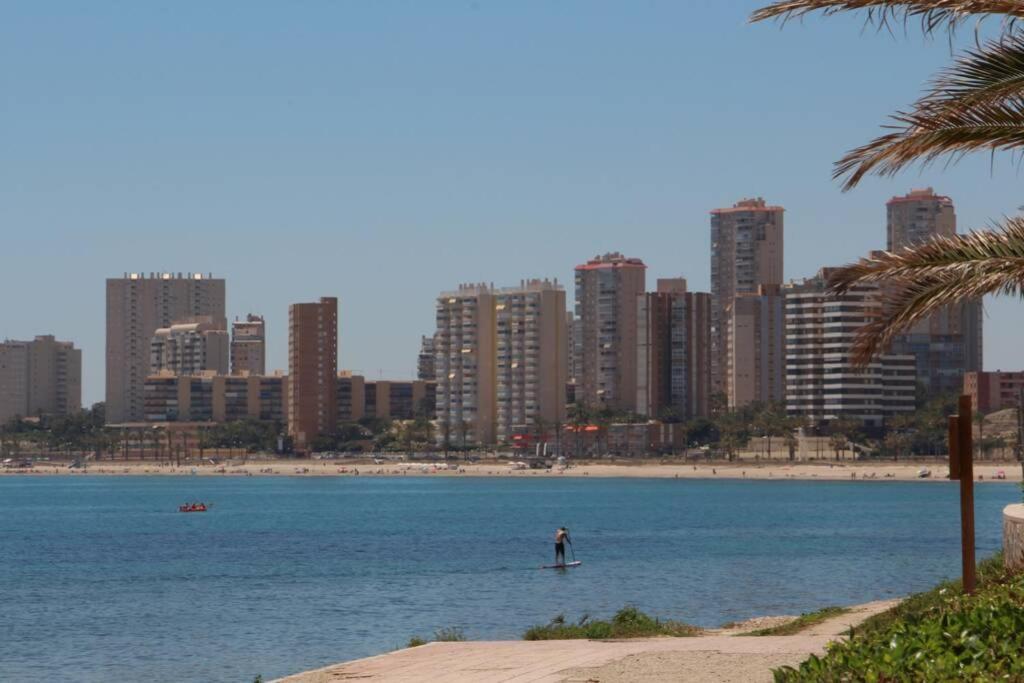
(554, 527), (571, 565)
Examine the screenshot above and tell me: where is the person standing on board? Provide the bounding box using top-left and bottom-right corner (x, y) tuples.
(554, 527), (571, 565)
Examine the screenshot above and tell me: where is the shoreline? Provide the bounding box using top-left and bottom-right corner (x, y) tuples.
(272, 598), (902, 683)
(2, 459), (1020, 482)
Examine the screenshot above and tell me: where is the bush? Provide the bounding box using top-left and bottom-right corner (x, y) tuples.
(523, 607), (701, 640)
(774, 554), (1024, 682)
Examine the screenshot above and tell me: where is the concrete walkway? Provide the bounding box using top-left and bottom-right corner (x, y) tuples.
(275, 600), (897, 683)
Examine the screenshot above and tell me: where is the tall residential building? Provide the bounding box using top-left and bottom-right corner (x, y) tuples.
(574, 253), (647, 412)
(417, 335), (436, 382)
(494, 279), (568, 443)
(710, 198), (784, 397)
(434, 284), (497, 447)
(785, 266), (916, 427)
(726, 285), (785, 408)
(231, 314), (266, 376)
(433, 279), (569, 447)
(636, 279), (712, 420)
(150, 317), (229, 376)
(0, 336), (82, 423)
(885, 189), (984, 394)
(287, 297), (338, 448)
(566, 311), (578, 384)
(106, 273), (225, 423)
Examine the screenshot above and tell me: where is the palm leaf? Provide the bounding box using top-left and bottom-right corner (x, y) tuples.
(831, 36), (1024, 188)
(923, 33), (1024, 110)
(828, 217), (1024, 363)
(751, 0), (1024, 33)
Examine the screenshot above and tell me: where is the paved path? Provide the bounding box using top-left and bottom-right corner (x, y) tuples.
(274, 600), (897, 683)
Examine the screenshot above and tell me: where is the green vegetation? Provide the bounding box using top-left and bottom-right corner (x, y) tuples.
(523, 606), (701, 641)
(405, 627), (466, 648)
(774, 554), (1024, 682)
(747, 607), (848, 636)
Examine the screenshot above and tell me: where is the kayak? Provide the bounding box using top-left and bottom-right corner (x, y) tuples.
(178, 504), (207, 513)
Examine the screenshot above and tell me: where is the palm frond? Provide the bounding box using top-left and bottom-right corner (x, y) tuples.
(924, 33), (1024, 111)
(751, 0), (1024, 34)
(825, 35), (1024, 188)
(828, 218), (1024, 363)
(830, 215), (1024, 288)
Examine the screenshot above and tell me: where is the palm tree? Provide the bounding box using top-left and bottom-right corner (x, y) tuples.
(752, 1), (1024, 360)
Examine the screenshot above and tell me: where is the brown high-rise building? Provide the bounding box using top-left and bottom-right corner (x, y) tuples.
(886, 189), (983, 393)
(0, 335), (82, 423)
(710, 199), (784, 397)
(287, 297), (338, 448)
(231, 314), (266, 376)
(726, 284), (785, 408)
(636, 279), (712, 420)
(575, 253), (646, 412)
(106, 273), (226, 424)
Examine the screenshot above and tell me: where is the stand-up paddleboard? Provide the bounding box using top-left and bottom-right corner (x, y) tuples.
(541, 561), (582, 569)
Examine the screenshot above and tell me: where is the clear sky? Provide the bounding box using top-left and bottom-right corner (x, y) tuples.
(3, 1), (1023, 405)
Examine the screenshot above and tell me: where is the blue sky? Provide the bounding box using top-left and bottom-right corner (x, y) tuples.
(3, 1), (1023, 405)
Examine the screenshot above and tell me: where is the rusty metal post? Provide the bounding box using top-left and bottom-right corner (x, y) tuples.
(948, 415), (960, 481)
(958, 395), (976, 594)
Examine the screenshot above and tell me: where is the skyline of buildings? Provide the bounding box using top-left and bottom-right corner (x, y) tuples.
(3, 188), (1009, 441)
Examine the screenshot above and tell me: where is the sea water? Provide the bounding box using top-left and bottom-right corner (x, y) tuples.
(0, 475), (1017, 682)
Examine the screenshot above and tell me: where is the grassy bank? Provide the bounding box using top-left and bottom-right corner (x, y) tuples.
(523, 606), (701, 640)
(775, 553), (1024, 681)
(747, 606), (848, 636)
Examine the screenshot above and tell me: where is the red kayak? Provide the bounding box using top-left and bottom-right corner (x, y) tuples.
(178, 503), (208, 513)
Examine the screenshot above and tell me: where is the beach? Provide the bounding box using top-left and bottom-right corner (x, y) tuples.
(4, 458), (1021, 481)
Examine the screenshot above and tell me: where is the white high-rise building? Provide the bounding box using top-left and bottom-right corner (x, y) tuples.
(785, 266), (916, 427)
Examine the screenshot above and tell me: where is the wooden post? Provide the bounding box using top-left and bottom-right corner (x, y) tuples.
(958, 394), (976, 594)
(948, 416), (960, 481)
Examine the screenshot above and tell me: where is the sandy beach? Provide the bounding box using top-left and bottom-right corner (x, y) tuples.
(3, 458), (1020, 482)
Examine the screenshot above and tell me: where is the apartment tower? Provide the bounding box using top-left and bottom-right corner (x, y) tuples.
(726, 285), (785, 408)
(636, 279), (712, 420)
(710, 199), (784, 397)
(574, 253), (646, 412)
(287, 297), (338, 448)
(785, 266), (916, 427)
(106, 273), (226, 423)
(494, 280), (568, 443)
(886, 189), (983, 393)
(0, 336), (82, 423)
(231, 314), (266, 375)
(150, 317), (229, 376)
(434, 284), (497, 447)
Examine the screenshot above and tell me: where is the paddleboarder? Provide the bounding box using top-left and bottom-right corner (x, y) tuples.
(554, 527), (571, 566)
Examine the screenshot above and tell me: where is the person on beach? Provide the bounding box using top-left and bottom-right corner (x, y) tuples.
(555, 527), (571, 565)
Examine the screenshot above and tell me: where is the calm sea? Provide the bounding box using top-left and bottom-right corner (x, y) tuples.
(0, 475), (1017, 682)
